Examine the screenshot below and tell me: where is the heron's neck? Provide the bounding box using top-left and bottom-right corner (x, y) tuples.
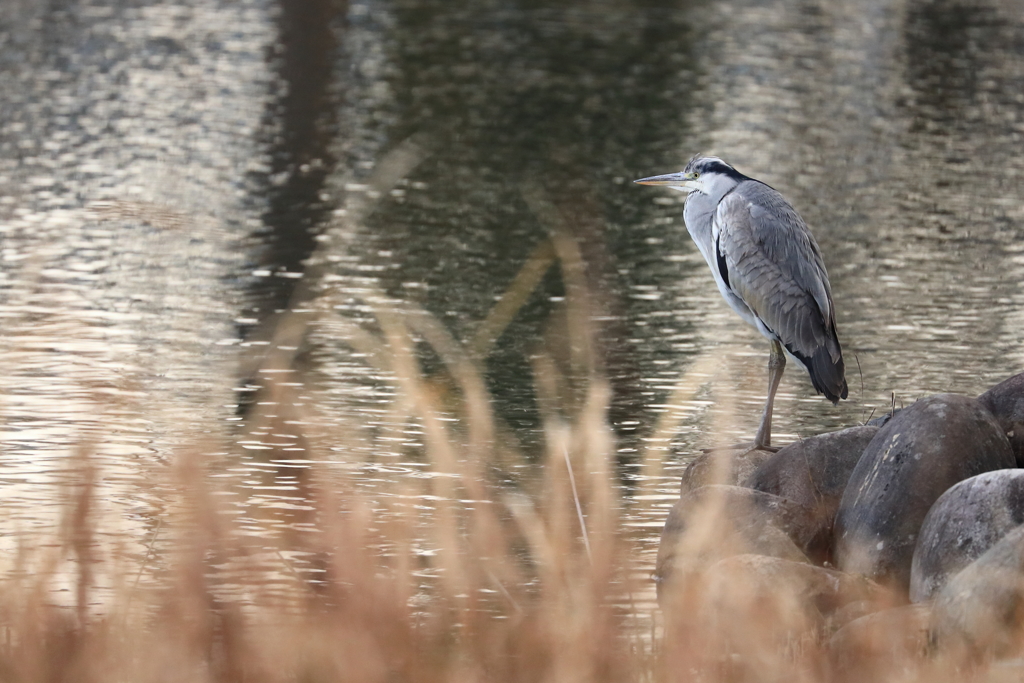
(682, 194), (716, 262)
(683, 192), (715, 228)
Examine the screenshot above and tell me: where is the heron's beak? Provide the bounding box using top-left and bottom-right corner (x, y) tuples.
(633, 172), (698, 193)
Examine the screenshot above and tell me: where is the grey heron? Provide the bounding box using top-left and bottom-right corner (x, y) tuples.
(636, 156), (847, 450)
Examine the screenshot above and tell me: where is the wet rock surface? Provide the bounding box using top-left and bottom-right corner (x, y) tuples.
(978, 372), (1024, 467)
(834, 394), (1014, 591)
(749, 425), (878, 563)
(655, 484), (811, 600)
(930, 524), (1024, 660)
(910, 470), (1024, 602)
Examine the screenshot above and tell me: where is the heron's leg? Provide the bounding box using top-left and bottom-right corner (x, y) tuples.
(753, 340), (786, 450)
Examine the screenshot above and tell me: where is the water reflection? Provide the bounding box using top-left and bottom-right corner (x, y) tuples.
(246, 0), (342, 316)
(0, 2), (270, 573)
(315, 2), (699, 456)
(905, 0), (1001, 132)
(0, 0), (1022, 627)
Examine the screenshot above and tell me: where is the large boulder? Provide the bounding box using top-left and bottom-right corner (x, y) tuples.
(705, 554), (883, 617)
(910, 470), (1024, 602)
(749, 425), (878, 563)
(660, 554), (820, 679)
(678, 446), (774, 493)
(828, 604), (931, 682)
(866, 409), (901, 428)
(655, 485), (812, 602)
(662, 555), (884, 680)
(834, 394), (1015, 592)
(930, 524), (1024, 660)
(978, 372), (1024, 467)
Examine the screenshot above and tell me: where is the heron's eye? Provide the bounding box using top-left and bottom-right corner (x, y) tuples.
(692, 172), (701, 179)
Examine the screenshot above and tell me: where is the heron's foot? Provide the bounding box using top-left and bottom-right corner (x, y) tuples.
(700, 442), (779, 455)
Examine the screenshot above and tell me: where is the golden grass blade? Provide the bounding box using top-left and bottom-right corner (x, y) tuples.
(469, 238), (557, 361)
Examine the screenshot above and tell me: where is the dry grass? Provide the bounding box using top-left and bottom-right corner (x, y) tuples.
(0, 361), (638, 683)
(0, 329), (989, 683)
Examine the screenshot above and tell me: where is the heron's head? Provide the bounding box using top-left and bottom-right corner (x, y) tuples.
(634, 155), (746, 197)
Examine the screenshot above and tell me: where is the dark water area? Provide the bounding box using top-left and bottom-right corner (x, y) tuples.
(0, 0), (1023, 614)
(322, 3), (699, 453)
(248, 0), (341, 314)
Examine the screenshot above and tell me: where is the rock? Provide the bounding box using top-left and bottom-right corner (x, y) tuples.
(834, 394), (1015, 592)
(655, 485), (812, 601)
(866, 408), (902, 428)
(910, 470), (1024, 602)
(826, 599), (881, 635)
(749, 425), (878, 563)
(679, 446), (774, 493)
(987, 658), (1024, 683)
(930, 524), (1024, 660)
(828, 604), (931, 682)
(979, 372), (1024, 467)
(661, 555), (829, 678)
(708, 554), (884, 617)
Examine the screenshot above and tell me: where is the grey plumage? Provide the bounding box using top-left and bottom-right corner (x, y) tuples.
(711, 181), (846, 402)
(636, 155), (847, 448)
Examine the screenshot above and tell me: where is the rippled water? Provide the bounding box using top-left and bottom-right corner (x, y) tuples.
(1, 0), (1023, 614)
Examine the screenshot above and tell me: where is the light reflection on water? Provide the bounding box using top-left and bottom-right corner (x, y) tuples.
(0, 0), (1023, 626)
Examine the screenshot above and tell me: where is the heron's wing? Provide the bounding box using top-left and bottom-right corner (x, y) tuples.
(714, 181), (848, 402)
